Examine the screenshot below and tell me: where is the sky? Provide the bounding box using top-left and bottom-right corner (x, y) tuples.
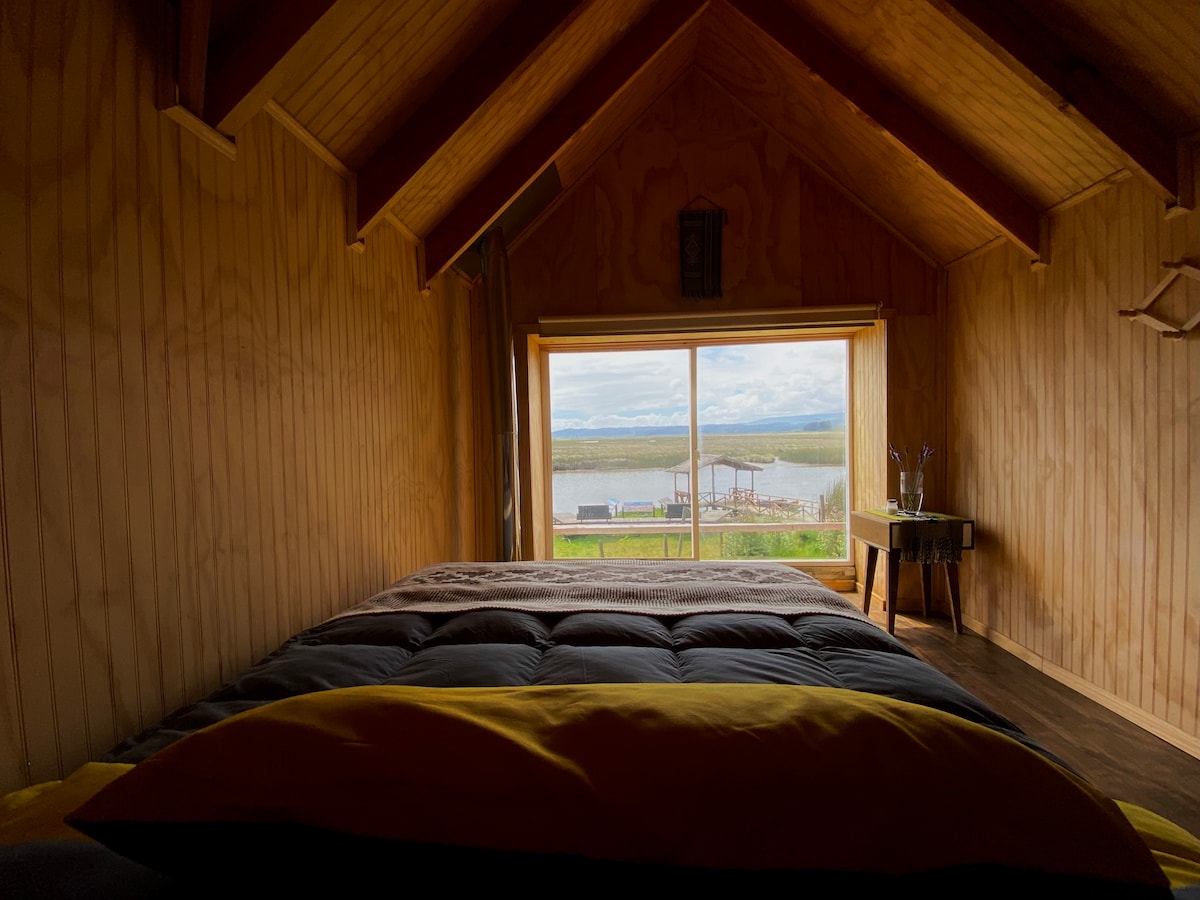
(549, 339), (847, 432)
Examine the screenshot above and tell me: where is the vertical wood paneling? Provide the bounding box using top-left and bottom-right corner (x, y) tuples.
(1113, 196), (1131, 703)
(0, 0), (475, 795)
(1142, 186), (1163, 716)
(47, 0), (87, 768)
(248, 115), (283, 652)
(33, 0), (75, 777)
(947, 169), (1200, 756)
(1127, 194), (1149, 710)
(17, 0), (64, 784)
(0, 0), (31, 792)
(347, 217), (366, 596)
(307, 152), (332, 624)
(114, 0), (156, 731)
(199, 146), (230, 686)
(265, 126), (294, 641)
(325, 169), (348, 615)
(851, 321), (887, 605)
(134, 21), (178, 721)
(227, 116), (262, 663)
(184, 133), (210, 691)
(366, 219), (383, 584)
(1184, 197), (1200, 739)
(1075, 218), (1094, 681)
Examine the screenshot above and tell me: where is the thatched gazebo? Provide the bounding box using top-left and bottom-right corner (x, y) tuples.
(667, 454), (763, 507)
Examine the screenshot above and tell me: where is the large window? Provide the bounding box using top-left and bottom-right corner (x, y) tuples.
(540, 337), (849, 563)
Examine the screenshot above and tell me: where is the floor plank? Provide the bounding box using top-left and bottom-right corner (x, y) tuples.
(862, 599), (1200, 837)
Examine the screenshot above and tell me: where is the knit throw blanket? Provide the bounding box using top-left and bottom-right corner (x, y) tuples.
(331, 560), (869, 621)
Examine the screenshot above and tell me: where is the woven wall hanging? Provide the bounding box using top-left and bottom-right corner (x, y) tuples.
(678, 206), (725, 299)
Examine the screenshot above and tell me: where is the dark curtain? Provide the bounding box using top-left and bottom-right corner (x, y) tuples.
(479, 228), (519, 561)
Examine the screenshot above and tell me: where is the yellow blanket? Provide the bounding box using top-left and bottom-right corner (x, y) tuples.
(2, 684), (1197, 889)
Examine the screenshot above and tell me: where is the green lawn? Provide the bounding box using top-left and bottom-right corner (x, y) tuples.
(553, 528), (847, 560)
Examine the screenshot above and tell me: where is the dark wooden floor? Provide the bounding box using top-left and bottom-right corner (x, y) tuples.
(857, 596), (1200, 837)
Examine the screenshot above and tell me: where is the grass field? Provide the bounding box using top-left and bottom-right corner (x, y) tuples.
(552, 528), (847, 560)
(552, 431), (845, 470)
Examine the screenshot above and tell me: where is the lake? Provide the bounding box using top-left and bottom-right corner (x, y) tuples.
(552, 461), (846, 515)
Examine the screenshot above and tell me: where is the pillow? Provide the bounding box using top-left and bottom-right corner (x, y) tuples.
(0, 763), (131, 844)
(67, 683), (1172, 895)
(1116, 801), (1200, 891)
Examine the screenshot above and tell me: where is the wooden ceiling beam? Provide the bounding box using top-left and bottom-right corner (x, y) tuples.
(155, 0), (234, 158)
(729, 0), (1041, 261)
(203, 0), (343, 136)
(355, 0), (587, 239)
(422, 0), (709, 284)
(176, 0), (212, 115)
(930, 0), (1180, 206)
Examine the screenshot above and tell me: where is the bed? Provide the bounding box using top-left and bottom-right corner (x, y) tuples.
(2, 559), (1198, 898)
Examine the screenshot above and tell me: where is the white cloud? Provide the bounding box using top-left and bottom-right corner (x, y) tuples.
(549, 340), (846, 431)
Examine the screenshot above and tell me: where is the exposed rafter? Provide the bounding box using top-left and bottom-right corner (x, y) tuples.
(152, 0), (1193, 276)
(421, 0), (709, 284)
(156, 0), (234, 158)
(728, 0), (1042, 261)
(355, 1), (587, 239)
(176, 0), (211, 115)
(930, 0), (1181, 207)
(204, 0), (344, 136)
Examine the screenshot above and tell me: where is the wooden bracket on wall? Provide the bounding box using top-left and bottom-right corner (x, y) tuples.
(1117, 261), (1200, 339)
(160, 105), (238, 160)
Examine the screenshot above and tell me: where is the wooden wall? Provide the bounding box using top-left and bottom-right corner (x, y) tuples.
(0, 0), (475, 794)
(509, 70), (939, 321)
(850, 320), (888, 596)
(946, 168), (1200, 755)
(507, 70), (940, 568)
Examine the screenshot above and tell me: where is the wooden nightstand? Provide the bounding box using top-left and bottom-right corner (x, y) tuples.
(849, 511), (974, 635)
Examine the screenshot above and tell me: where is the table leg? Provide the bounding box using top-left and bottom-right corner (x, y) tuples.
(862, 546), (879, 616)
(945, 561), (963, 634)
(920, 563), (932, 617)
(887, 552), (900, 635)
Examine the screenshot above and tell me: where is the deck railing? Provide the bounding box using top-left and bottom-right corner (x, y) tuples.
(672, 487), (830, 521)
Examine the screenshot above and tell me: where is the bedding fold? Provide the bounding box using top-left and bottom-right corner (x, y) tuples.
(68, 683), (1171, 893)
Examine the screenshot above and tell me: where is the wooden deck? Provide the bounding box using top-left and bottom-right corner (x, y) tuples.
(673, 487), (831, 521)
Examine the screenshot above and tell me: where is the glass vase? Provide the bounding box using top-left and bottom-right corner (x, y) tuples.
(899, 471), (924, 514)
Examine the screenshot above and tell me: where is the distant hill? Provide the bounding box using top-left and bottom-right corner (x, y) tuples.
(552, 412), (844, 439)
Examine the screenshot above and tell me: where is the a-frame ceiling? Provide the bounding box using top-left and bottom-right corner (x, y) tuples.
(165, 0), (1200, 282)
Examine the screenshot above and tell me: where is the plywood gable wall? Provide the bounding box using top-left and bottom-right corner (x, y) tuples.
(509, 70), (939, 320)
(506, 69), (941, 572)
(0, 0), (476, 793)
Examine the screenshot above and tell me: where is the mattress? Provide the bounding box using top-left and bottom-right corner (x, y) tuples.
(2, 560), (1197, 898)
(102, 560), (1057, 767)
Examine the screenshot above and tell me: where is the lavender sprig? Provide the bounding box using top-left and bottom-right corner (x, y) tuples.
(889, 441), (935, 474)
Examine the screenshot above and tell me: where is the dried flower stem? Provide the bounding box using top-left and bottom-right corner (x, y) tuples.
(888, 441), (934, 474)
